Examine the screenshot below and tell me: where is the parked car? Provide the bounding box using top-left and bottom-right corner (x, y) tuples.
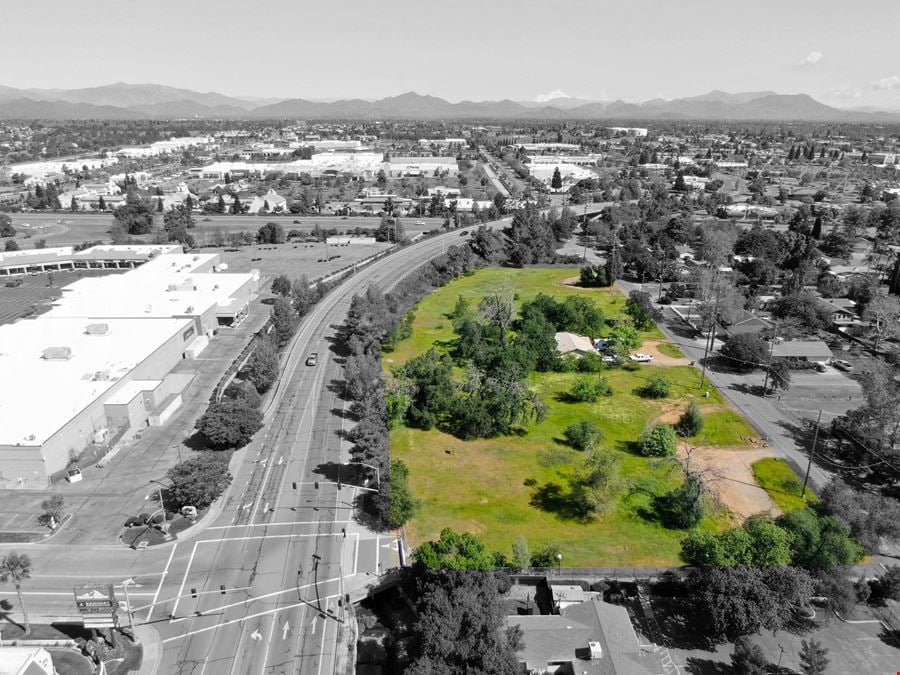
(602, 354), (619, 364)
(630, 353), (654, 363)
(833, 359), (853, 372)
(306, 352), (319, 367)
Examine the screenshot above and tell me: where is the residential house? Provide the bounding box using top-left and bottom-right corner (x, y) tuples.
(555, 332), (596, 356)
(506, 593), (662, 674)
(247, 189), (287, 214)
(771, 340), (833, 363)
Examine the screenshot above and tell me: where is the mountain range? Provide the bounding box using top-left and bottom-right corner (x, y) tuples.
(0, 83), (896, 122)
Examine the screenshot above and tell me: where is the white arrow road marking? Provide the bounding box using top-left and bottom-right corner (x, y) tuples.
(251, 628), (262, 642)
(282, 621), (290, 640)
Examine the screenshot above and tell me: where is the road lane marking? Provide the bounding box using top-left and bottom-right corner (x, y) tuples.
(165, 576), (341, 624)
(206, 520), (353, 530)
(171, 541), (196, 620)
(148, 543), (178, 622)
(162, 594), (340, 643)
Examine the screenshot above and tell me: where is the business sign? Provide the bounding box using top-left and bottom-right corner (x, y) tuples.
(74, 584), (118, 624)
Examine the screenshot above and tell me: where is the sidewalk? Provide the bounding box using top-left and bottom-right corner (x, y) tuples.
(134, 624), (162, 675)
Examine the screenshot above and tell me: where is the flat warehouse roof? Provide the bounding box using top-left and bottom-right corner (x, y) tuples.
(0, 317), (193, 446)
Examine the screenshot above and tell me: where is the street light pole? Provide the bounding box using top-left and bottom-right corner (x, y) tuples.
(148, 481), (169, 534)
(120, 579), (139, 644)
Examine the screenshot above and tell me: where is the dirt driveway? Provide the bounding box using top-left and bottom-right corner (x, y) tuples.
(639, 339), (692, 367)
(678, 444), (781, 519)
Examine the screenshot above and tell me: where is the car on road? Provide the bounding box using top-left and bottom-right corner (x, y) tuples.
(306, 352), (319, 366)
(415, 220), (425, 226)
(833, 359), (853, 372)
(630, 353), (654, 363)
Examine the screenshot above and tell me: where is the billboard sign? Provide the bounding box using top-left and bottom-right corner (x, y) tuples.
(74, 584), (118, 623)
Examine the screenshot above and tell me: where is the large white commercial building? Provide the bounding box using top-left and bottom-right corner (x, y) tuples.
(0, 246), (259, 487)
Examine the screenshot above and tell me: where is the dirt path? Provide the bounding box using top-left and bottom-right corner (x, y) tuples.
(678, 444), (781, 520)
(639, 339), (692, 367)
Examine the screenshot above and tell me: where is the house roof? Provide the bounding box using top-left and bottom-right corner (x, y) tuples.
(506, 614), (596, 672)
(771, 340), (833, 359)
(555, 331), (595, 354)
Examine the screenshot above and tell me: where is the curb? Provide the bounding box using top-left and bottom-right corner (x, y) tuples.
(134, 624), (162, 675)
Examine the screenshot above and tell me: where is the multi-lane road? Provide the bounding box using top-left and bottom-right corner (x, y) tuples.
(7, 225), (485, 674)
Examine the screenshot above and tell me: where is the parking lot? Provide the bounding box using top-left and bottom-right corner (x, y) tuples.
(0, 269), (122, 325)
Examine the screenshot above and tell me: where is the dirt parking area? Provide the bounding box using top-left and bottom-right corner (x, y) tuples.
(678, 444), (781, 519)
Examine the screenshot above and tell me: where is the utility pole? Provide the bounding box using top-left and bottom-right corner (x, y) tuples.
(699, 283), (721, 390)
(762, 323), (778, 395)
(581, 198), (589, 262)
(802, 409), (822, 498)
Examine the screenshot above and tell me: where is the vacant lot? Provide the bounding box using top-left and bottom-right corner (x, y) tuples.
(7, 213), (446, 249)
(388, 268), (761, 566)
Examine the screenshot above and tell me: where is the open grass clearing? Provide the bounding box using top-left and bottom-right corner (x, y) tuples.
(751, 457), (818, 513)
(389, 267), (763, 566)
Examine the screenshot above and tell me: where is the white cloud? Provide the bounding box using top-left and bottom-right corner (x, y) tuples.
(534, 89), (571, 102)
(825, 87), (862, 99)
(800, 51), (824, 67)
(873, 75), (900, 90)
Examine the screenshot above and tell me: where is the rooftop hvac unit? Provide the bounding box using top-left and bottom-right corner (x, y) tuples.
(185, 305), (194, 313)
(24, 434), (35, 442)
(93, 370), (110, 381)
(145, 304), (153, 313)
(42, 346), (72, 360)
(85, 323), (110, 335)
(588, 642), (603, 660)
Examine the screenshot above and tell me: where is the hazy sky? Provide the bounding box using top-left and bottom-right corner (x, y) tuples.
(4, 0), (900, 108)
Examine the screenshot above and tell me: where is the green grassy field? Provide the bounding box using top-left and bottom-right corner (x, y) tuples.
(389, 267), (757, 566)
(656, 342), (685, 359)
(751, 458), (818, 513)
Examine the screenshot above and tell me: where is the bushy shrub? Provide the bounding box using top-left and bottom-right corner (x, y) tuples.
(635, 423), (677, 457)
(564, 420), (604, 451)
(576, 352), (605, 373)
(676, 400), (704, 436)
(570, 375), (613, 402)
(638, 374), (671, 399)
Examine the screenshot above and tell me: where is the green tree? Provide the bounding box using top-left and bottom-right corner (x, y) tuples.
(511, 536), (531, 569)
(244, 337), (279, 393)
(257, 222), (285, 244)
(637, 374), (671, 399)
(550, 166), (563, 190)
(217, 194), (226, 214)
(165, 452), (233, 509)
(406, 571), (522, 675)
(272, 296), (299, 346)
(720, 333), (768, 372)
(113, 192), (154, 235)
(563, 420), (604, 451)
(0, 214), (15, 237)
(569, 375), (613, 402)
(195, 399), (263, 449)
(414, 528), (495, 571)
(5, 239), (19, 251)
(655, 473), (705, 528)
(868, 565), (900, 603)
(97, 195), (106, 211)
(625, 290), (660, 330)
(778, 508), (864, 568)
(635, 423), (677, 457)
(688, 566), (814, 641)
(577, 447), (622, 517)
(38, 495), (64, 530)
(0, 552), (31, 635)
(731, 636), (769, 675)
(799, 638), (829, 675)
(676, 401), (704, 436)
(388, 459), (418, 528)
(400, 349), (457, 430)
(70, 195), (79, 212)
(270, 274), (292, 297)
(607, 322), (641, 358)
(163, 204), (196, 247)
